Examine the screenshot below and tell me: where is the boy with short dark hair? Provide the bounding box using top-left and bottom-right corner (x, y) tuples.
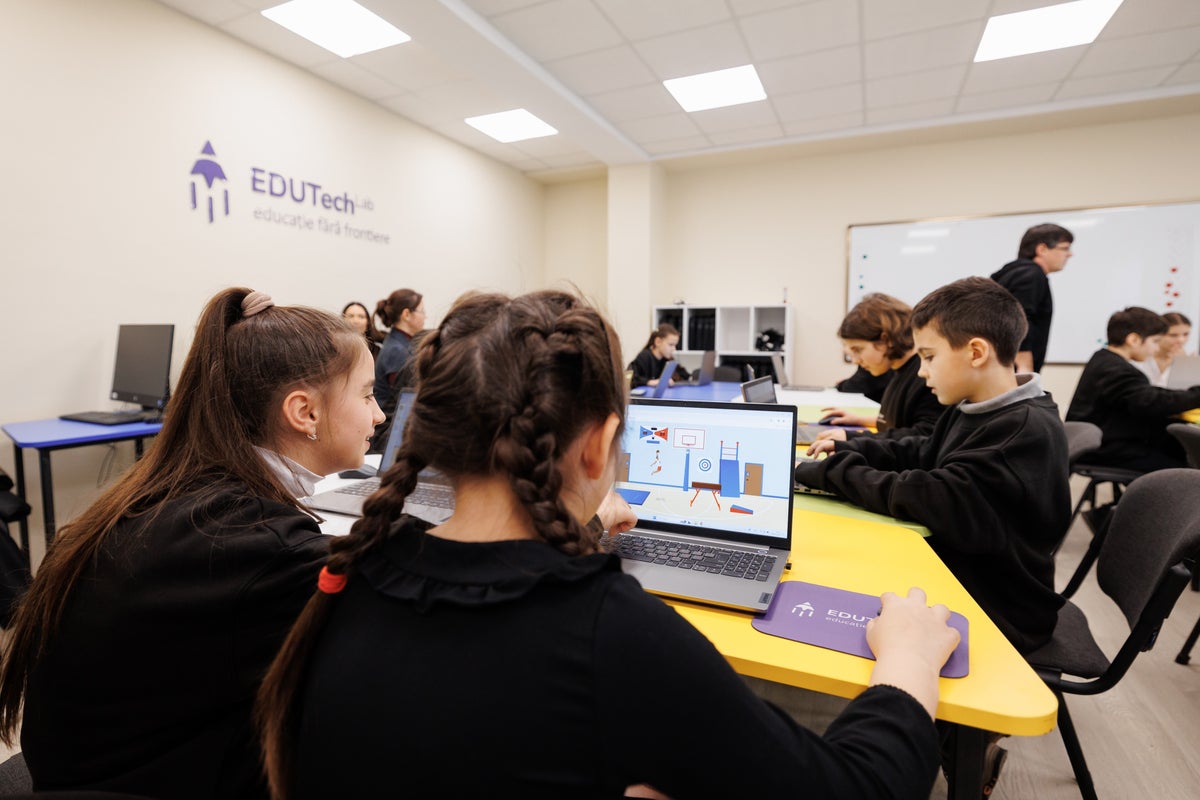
(796, 277), (1069, 655)
(1066, 306), (1200, 472)
(991, 222), (1074, 373)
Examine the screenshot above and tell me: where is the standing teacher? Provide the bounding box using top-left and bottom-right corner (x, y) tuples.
(991, 223), (1073, 373)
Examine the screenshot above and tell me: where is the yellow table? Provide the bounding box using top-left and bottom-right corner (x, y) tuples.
(1181, 408), (1200, 424)
(665, 504), (1058, 799)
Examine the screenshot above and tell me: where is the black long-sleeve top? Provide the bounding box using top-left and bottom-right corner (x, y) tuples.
(846, 354), (945, 441)
(292, 518), (941, 799)
(628, 348), (690, 388)
(1066, 347), (1200, 472)
(796, 380), (1069, 654)
(991, 258), (1053, 372)
(21, 483), (329, 800)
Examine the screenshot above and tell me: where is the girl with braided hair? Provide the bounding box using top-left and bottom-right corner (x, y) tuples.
(0, 288), (385, 799)
(258, 290), (960, 800)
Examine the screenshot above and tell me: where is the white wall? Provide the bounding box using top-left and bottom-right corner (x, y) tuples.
(1, 0), (545, 558)
(543, 177), (607, 307)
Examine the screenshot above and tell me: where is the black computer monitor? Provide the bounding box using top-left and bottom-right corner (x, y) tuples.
(110, 324), (174, 411)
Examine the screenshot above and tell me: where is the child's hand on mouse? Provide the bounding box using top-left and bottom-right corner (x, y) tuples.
(819, 407), (874, 427)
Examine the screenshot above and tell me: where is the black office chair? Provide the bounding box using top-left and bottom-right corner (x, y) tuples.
(1058, 422), (1143, 597)
(1025, 469), (1200, 800)
(1166, 423), (1200, 664)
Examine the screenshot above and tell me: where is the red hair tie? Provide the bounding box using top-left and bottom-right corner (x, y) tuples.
(317, 565), (348, 594)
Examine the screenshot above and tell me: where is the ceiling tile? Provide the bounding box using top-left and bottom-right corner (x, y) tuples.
(1100, 0), (1200, 39)
(864, 22), (981, 80)
(218, 11), (339, 68)
(352, 41), (466, 93)
(488, 0), (624, 62)
(1056, 66), (1175, 101)
(537, 151), (604, 169)
(728, 0), (795, 15)
(954, 83), (1058, 114)
(584, 83), (680, 122)
(866, 98), (955, 125)
(595, 0), (730, 42)
(782, 111), (864, 137)
(642, 135), (714, 155)
(311, 60), (401, 100)
(708, 122), (785, 147)
(544, 45), (656, 96)
(1073, 27), (1200, 78)
(756, 45), (862, 95)
(772, 84), (863, 123)
(866, 66), (966, 108)
(690, 100), (778, 134)
(158, 0), (252, 26)
(411, 80), (508, 125)
(617, 112), (702, 143)
(740, 0), (860, 62)
(633, 21), (752, 79)
(461, 0), (546, 16)
(1164, 62), (1200, 86)
(961, 48), (1084, 95)
(861, 0), (989, 40)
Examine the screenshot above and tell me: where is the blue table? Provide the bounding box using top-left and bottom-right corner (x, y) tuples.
(649, 381), (743, 401)
(1, 418), (163, 553)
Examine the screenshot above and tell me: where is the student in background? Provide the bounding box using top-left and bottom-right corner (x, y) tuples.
(797, 278), (1070, 659)
(0, 289), (385, 799)
(372, 288), (424, 421)
(1135, 311), (1192, 386)
(257, 290), (960, 800)
(836, 364), (893, 403)
(1067, 307), (1200, 473)
(811, 293), (943, 450)
(991, 223), (1074, 373)
(628, 323), (690, 388)
(342, 301), (384, 360)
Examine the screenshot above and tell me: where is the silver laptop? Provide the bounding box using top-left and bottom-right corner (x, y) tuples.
(769, 353), (821, 391)
(610, 399), (797, 613)
(682, 350), (717, 386)
(741, 375), (854, 444)
(305, 390), (455, 523)
(1166, 355), (1200, 389)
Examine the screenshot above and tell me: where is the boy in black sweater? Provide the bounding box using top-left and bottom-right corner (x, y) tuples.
(795, 277), (1070, 656)
(1066, 306), (1200, 473)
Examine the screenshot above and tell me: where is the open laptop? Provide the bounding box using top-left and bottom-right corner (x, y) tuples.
(609, 398), (797, 613)
(740, 376), (863, 444)
(681, 350), (717, 386)
(630, 360), (678, 397)
(305, 390), (455, 523)
(1166, 355), (1200, 389)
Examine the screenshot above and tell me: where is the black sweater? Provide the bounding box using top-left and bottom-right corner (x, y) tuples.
(991, 258), (1053, 372)
(796, 385), (1069, 654)
(846, 354), (944, 441)
(1066, 348), (1200, 471)
(21, 484), (329, 800)
(293, 520), (941, 799)
(628, 348), (690, 388)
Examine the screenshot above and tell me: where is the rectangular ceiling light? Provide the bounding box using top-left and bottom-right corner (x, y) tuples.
(663, 64), (766, 113)
(465, 109), (558, 143)
(974, 0), (1123, 62)
(262, 0), (411, 58)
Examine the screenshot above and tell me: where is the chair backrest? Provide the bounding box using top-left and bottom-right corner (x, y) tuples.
(1063, 420), (1102, 467)
(1166, 423), (1200, 469)
(1097, 469), (1200, 629)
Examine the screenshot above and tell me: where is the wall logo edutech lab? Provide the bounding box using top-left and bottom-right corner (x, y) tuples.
(189, 141), (229, 224)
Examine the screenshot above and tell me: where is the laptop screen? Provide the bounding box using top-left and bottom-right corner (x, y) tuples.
(379, 390), (416, 472)
(740, 375), (777, 404)
(617, 399), (796, 547)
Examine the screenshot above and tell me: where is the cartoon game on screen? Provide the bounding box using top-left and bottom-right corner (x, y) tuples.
(617, 420), (791, 534)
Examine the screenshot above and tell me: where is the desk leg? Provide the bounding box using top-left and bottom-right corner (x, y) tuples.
(11, 444), (29, 554)
(38, 449), (56, 548)
(135, 437), (145, 459)
(945, 723), (986, 800)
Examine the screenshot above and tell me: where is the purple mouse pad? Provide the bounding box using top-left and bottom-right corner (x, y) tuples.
(752, 581), (969, 678)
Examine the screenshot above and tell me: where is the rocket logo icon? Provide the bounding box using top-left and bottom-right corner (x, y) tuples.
(190, 141), (229, 223)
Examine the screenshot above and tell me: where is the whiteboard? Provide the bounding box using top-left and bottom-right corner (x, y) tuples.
(847, 202), (1200, 364)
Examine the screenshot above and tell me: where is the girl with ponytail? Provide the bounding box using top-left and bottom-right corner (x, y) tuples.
(259, 289), (960, 800)
(0, 288), (384, 799)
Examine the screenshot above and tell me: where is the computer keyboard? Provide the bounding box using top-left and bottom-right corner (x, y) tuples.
(59, 410), (148, 426)
(609, 535), (776, 581)
(334, 478), (382, 496)
(408, 484), (455, 509)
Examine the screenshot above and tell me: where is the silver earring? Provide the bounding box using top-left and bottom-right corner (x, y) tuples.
(307, 432), (318, 441)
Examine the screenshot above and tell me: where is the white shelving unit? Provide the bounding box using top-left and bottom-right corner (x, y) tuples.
(653, 304), (793, 382)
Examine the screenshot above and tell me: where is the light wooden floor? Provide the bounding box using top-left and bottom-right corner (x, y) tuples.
(751, 482), (1200, 800)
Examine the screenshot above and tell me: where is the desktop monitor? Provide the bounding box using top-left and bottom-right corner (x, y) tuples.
(109, 324), (174, 411)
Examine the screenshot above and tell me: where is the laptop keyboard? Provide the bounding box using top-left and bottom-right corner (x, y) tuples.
(335, 478), (382, 496)
(609, 535), (776, 581)
(409, 484), (455, 509)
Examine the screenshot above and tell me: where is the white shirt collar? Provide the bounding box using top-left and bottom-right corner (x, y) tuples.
(253, 446), (324, 498)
